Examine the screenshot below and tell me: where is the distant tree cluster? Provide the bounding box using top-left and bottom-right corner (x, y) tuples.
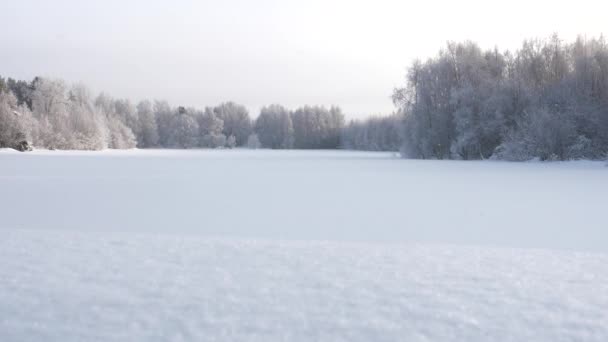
(0, 76), (347, 151)
(0, 77), (319, 151)
(393, 35), (608, 161)
(1, 77), (136, 151)
(255, 105), (345, 149)
(0, 76), (257, 150)
(341, 114), (402, 151)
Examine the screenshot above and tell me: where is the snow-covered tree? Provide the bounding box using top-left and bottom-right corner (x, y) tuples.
(30, 78), (71, 149)
(136, 100), (159, 148)
(114, 99), (140, 142)
(153, 100), (173, 147)
(6, 78), (33, 110)
(197, 107), (226, 148)
(292, 105), (344, 149)
(214, 102), (251, 146)
(94, 93), (136, 149)
(168, 108), (199, 148)
(0, 91), (35, 150)
(66, 84), (106, 150)
(341, 114), (402, 151)
(255, 104), (294, 149)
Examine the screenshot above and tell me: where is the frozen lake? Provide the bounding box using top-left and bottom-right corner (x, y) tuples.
(1, 149), (608, 341)
(1, 149), (607, 251)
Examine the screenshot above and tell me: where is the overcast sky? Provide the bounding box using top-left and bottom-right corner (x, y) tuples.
(1, 0), (605, 118)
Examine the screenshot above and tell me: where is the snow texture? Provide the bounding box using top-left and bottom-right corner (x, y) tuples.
(1, 229), (607, 342)
(1, 150), (607, 341)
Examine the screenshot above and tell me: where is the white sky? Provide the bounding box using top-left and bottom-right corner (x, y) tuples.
(1, 0), (606, 118)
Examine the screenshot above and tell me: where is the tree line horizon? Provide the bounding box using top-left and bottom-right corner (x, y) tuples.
(1, 34), (607, 160)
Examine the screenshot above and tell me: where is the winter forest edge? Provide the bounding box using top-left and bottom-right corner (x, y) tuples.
(2, 34), (608, 161)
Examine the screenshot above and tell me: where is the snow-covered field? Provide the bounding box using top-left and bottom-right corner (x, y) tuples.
(1, 149), (607, 341)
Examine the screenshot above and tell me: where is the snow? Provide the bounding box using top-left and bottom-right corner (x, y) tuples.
(1, 229), (607, 342)
(1, 149), (606, 251)
(1, 149), (607, 341)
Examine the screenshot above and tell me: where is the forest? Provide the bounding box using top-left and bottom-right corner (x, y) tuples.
(1, 34), (607, 160)
(394, 34), (608, 161)
(0, 77), (345, 151)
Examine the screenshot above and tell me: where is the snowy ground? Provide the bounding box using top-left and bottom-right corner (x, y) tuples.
(1, 149), (607, 341)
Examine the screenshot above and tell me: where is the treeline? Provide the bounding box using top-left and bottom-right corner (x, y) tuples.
(0, 76), (348, 151)
(255, 104), (344, 149)
(3, 34), (607, 160)
(393, 35), (608, 160)
(341, 114), (402, 151)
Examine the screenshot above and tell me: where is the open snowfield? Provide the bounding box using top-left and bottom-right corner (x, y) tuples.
(1, 149), (607, 341)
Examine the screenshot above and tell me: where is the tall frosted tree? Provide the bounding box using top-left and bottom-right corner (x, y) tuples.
(94, 93), (136, 149)
(6, 78), (33, 110)
(168, 107), (199, 148)
(136, 100), (160, 148)
(0, 91), (35, 150)
(214, 102), (251, 146)
(114, 99), (140, 143)
(292, 105), (344, 149)
(255, 104), (294, 149)
(30, 77), (71, 149)
(66, 84), (106, 150)
(198, 107), (226, 148)
(341, 114), (402, 151)
(153, 100), (174, 147)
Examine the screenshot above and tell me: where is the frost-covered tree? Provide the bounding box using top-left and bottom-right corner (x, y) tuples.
(168, 107), (199, 148)
(326, 106), (346, 148)
(198, 107), (226, 148)
(153, 100), (173, 147)
(254, 104), (344, 149)
(341, 114), (402, 151)
(114, 99), (140, 143)
(94, 93), (136, 149)
(6, 78), (33, 110)
(213, 102), (251, 146)
(66, 84), (106, 150)
(30, 77), (72, 149)
(0, 91), (35, 150)
(136, 100), (159, 148)
(255, 104), (294, 149)
(292, 105), (344, 149)
(292, 106), (319, 149)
